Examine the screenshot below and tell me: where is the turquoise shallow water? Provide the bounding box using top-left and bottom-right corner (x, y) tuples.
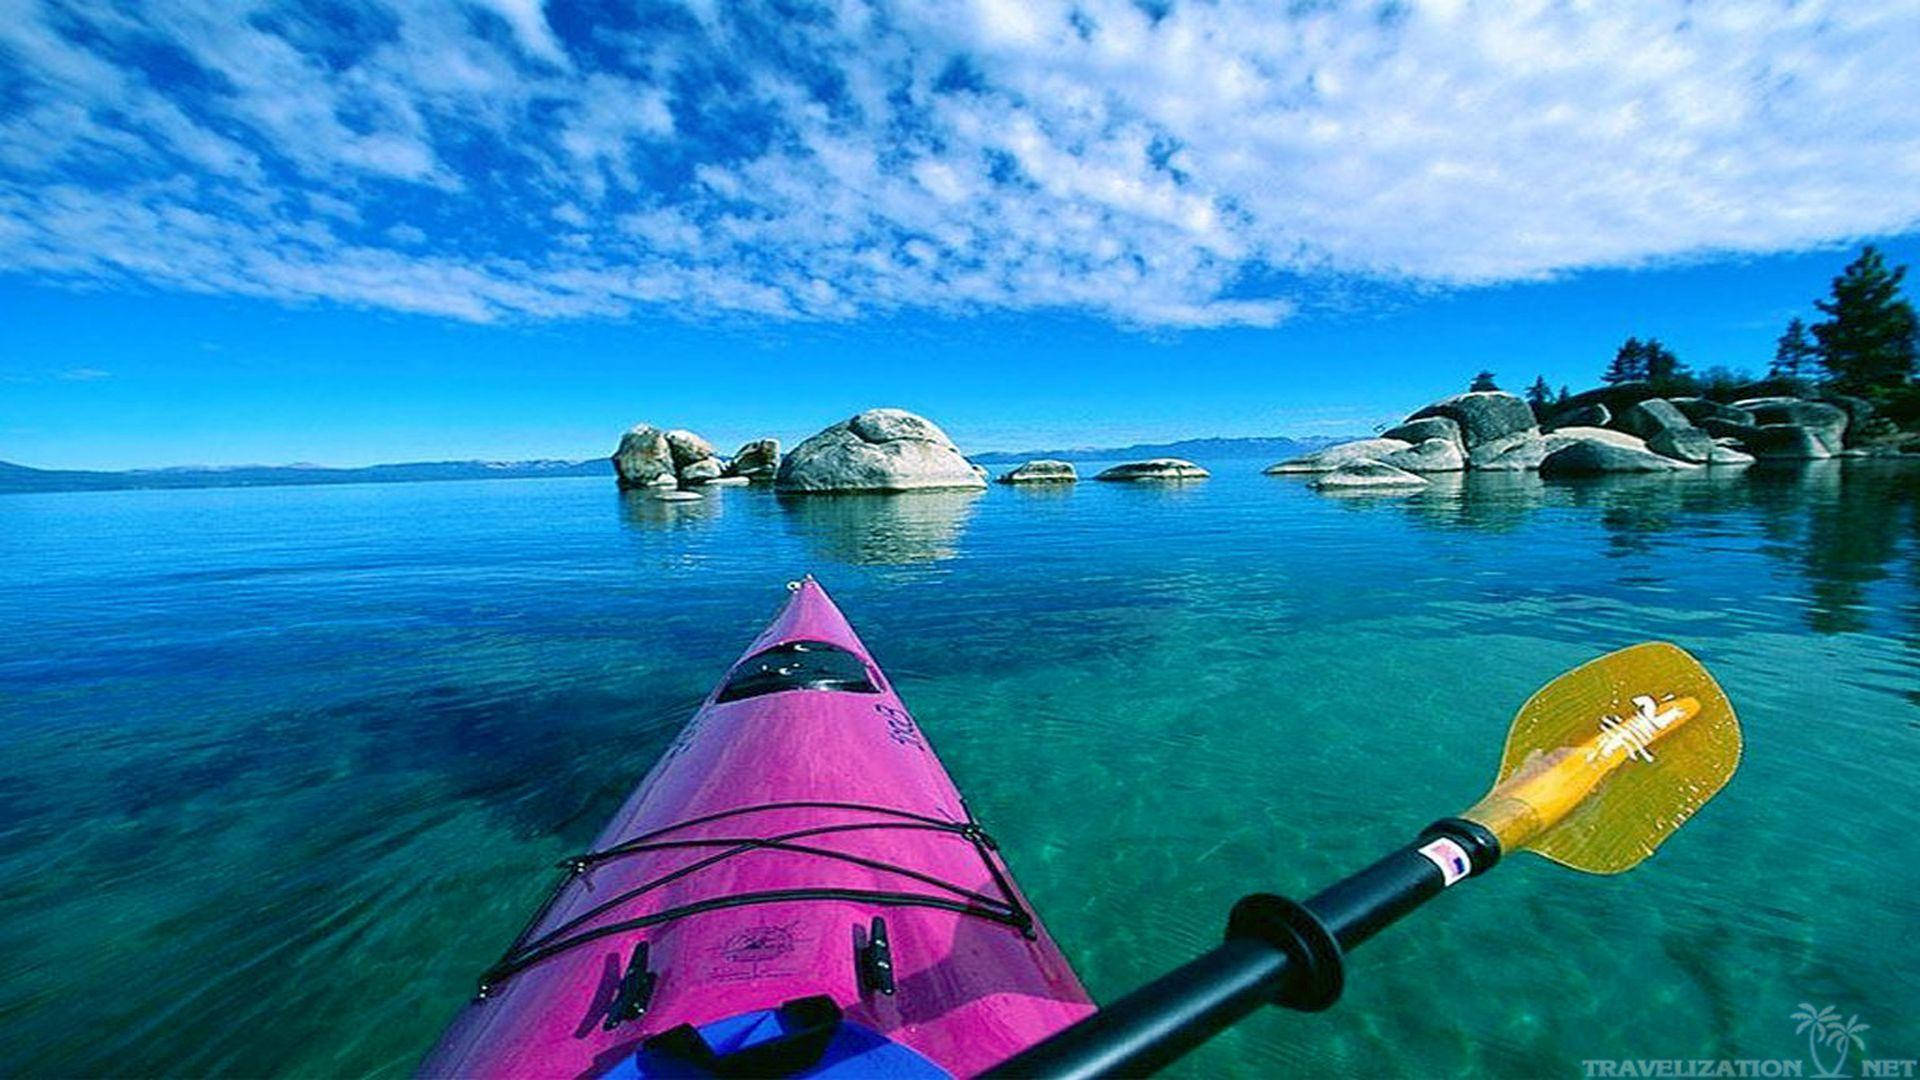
(2, 462), (1917, 1077)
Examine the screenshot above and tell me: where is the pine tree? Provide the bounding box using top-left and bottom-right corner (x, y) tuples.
(1469, 370), (1499, 392)
(1643, 338), (1692, 392)
(1524, 375), (1553, 408)
(1811, 246), (1918, 393)
(1557, 385), (1571, 404)
(1604, 337), (1649, 384)
(1771, 318), (1816, 382)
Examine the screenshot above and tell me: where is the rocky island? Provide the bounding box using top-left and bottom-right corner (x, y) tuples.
(612, 424), (782, 494)
(1268, 380), (1911, 491)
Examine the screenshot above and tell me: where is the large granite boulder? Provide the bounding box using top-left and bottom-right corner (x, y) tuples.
(1745, 401), (1848, 453)
(1709, 444), (1756, 466)
(1541, 439), (1693, 475)
(1646, 427), (1715, 464)
(1545, 403), (1610, 430)
(678, 457), (725, 485)
(1615, 398), (1693, 440)
(1405, 391), (1537, 455)
(776, 408), (987, 492)
(998, 460), (1078, 484)
(1381, 438), (1466, 473)
(1745, 424), (1833, 460)
(1310, 461), (1429, 490)
(1731, 396), (1801, 411)
(1469, 430), (1548, 471)
(1698, 417), (1764, 444)
(1849, 415), (1905, 448)
(1557, 381), (1660, 415)
(1815, 395), (1905, 449)
(1541, 426), (1648, 455)
(1095, 459), (1210, 481)
(726, 439), (781, 481)
(1264, 438), (1411, 474)
(664, 429), (717, 468)
(1818, 394), (1875, 431)
(1381, 416), (1462, 448)
(611, 425), (680, 489)
(1669, 398), (1755, 426)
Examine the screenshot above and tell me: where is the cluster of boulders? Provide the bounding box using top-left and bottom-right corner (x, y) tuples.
(1266, 390), (1551, 488)
(1265, 382), (1909, 491)
(1540, 382), (1907, 466)
(612, 425), (781, 493)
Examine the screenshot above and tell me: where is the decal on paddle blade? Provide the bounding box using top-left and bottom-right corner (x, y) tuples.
(1590, 694), (1686, 765)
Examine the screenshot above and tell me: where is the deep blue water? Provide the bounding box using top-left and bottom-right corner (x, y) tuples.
(2, 462), (1917, 1077)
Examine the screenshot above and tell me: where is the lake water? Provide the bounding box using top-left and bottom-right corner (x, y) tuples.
(2, 462), (1916, 1077)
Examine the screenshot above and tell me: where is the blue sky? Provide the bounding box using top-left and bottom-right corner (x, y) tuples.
(3, 1), (1918, 469)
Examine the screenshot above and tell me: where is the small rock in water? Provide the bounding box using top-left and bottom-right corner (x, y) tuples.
(998, 459), (1078, 484)
(650, 489), (703, 501)
(1095, 458), (1210, 481)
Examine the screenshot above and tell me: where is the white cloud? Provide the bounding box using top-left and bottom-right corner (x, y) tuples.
(0, 0), (1916, 329)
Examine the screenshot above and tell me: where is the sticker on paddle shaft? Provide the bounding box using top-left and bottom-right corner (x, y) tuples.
(1418, 837), (1473, 886)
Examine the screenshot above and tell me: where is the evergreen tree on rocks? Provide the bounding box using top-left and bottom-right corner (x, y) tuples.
(1643, 338), (1692, 393)
(1811, 245), (1918, 394)
(1604, 337), (1649, 384)
(1469, 370), (1500, 392)
(1771, 317), (1816, 382)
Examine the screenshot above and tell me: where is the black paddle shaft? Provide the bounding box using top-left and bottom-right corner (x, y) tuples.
(982, 818), (1500, 1079)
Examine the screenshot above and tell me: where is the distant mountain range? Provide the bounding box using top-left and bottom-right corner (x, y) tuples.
(967, 435), (1350, 464)
(2, 434), (1358, 494)
(0, 458), (612, 493)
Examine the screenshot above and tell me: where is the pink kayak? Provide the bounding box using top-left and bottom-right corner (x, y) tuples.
(422, 577), (1094, 1078)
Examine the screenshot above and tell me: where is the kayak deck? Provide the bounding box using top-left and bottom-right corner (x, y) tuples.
(421, 578), (1093, 1078)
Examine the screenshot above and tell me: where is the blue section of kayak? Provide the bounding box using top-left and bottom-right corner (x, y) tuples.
(606, 1008), (953, 1079)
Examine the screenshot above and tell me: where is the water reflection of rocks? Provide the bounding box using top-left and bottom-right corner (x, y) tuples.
(778, 490), (982, 565)
(1326, 462), (1918, 635)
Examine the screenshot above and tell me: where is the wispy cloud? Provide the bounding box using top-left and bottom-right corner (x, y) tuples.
(0, 1), (1915, 329)
(56, 367), (111, 381)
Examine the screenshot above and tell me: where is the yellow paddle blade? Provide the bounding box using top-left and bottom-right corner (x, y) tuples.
(1460, 642), (1740, 874)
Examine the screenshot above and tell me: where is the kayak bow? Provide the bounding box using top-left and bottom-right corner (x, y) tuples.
(422, 576), (1093, 1079)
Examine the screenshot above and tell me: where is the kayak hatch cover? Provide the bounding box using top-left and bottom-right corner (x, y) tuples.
(420, 576), (1094, 1078)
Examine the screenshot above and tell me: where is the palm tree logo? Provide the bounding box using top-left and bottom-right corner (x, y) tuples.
(1792, 1003), (1870, 1078)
